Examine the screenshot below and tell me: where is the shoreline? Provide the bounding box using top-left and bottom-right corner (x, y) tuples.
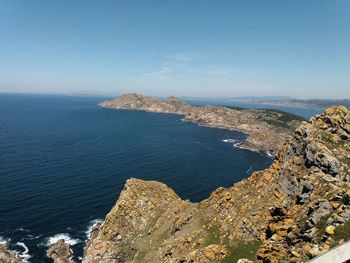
(100, 103), (289, 156)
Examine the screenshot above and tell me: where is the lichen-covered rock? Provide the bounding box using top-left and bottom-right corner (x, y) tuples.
(83, 105), (350, 263)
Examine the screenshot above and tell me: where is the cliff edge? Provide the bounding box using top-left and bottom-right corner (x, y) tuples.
(83, 105), (350, 262)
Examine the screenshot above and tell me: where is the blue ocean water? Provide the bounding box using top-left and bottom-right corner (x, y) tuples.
(0, 94), (275, 262)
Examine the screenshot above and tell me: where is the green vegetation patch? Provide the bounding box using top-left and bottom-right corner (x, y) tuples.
(315, 216), (329, 237)
(321, 131), (348, 148)
(334, 221), (350, 241)
(263, 108), (305, 122)
(222, 105), (305, 129)
(205, 224), (222, 245)
(202, 221), (261, 262)
(254, 109), (305, 129)
(221, 240), (261, 263)
(223, 105), (247, 111)
(135, 250), (147, 262)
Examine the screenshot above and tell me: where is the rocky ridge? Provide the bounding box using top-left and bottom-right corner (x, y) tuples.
(83, 105), (350, 263)
(99, 93), (304, 154)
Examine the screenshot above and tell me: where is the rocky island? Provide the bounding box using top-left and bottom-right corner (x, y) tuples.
(81, 105), (350, 262)
(99, 93), (305, 155)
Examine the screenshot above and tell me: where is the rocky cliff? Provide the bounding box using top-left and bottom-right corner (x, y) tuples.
(83, 106), (350, 263)
(99, 93), (304, 154)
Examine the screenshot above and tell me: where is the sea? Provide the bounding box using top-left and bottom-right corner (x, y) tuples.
(0, 93), (321, 262)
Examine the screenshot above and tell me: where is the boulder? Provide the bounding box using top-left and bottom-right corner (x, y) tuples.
(310, 201), (333, 225)
(305, 141), (341, 175)
(237, 258), (254, 263)
(47, 239), (72, 263)
(325, 225), (335, 235)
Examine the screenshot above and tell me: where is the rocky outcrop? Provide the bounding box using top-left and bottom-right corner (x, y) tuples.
(47, 239), (72, 263)
(83, 105), (350, 262)
(0, 242), (23, 263)
(256, 105), (350, 262)
(99, 93), (304, 154)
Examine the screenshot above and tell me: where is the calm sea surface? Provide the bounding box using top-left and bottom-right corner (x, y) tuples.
(1, 94), (281, 262)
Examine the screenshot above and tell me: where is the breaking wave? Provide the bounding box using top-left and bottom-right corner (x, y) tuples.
(0, 235), (6, 244)
(222, 138), (243, 148)
(15, 242), (31, 262)
(44, 234), (81, 247)
(85, 219), (103, 241)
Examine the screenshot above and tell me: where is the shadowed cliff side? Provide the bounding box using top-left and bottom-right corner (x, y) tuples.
(83, 106), (350, 263)
(99, 93), (304, 155)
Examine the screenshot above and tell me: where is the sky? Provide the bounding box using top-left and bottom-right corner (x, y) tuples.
(0, 0), (349, 99)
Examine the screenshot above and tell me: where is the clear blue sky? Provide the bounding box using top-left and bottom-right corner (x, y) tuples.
(0, 0), (349, 98)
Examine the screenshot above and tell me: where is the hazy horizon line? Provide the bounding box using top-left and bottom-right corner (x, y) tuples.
(1, 90), (349, 101)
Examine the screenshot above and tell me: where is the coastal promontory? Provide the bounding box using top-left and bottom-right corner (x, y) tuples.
(99, 93), (304, 155)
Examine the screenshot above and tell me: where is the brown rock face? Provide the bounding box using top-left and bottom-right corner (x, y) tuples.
(83, 105), (350, 263)
(99, 93), (304, 154)
(0, 242), (23, 263)
(47, 239), (72, 263)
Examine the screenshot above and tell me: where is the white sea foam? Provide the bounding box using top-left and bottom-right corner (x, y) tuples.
(266, 152), (275, 159)
(233, 142), (243, 148)
(85, 219), (103, 241)
(246, 164), (254, 175)
(15, 242), (31, 262)
(16, 228), (30, 232)
(0, 235), (6, 244)
(45, 233), (80, 246)
(25, 234), (42, 240)
(222, 138), (237, 143)
(222, 138), (243, 148)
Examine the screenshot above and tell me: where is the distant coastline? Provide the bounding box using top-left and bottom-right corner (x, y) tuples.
(182, 96), (350, 110)
(99, 93), (305, 155)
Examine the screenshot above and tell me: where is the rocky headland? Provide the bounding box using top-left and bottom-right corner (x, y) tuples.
(99, 93), (304, 155)
(82, 105), (350, 262)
